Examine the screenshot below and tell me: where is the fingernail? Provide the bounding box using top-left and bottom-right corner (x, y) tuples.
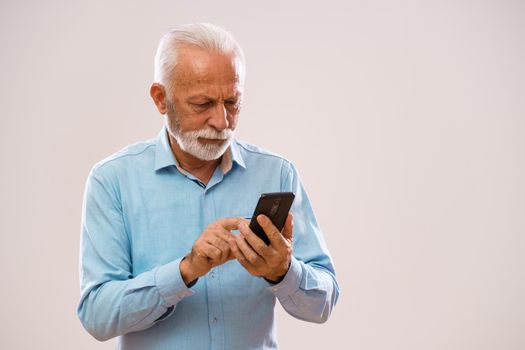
(239, 223), (248, 230)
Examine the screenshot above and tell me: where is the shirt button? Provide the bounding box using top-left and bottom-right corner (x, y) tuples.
(212, 317), (218, 324)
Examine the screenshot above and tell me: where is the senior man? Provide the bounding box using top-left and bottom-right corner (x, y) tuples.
(77, 23), (339, 349)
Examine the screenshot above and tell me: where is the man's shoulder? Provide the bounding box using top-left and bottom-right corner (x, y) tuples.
(91, 137), (157, 176)
(234, 139), (293, 166)
(233, 139), (300, 184)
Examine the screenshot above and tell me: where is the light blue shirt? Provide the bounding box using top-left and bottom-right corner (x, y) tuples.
(77, 127), (339, 350)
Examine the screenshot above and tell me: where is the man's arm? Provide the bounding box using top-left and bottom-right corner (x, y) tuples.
(230, 161), (340, 323)
(270, 162), (339, 322)
(77, 167), (240, 341)
(77, 168), (194, 341)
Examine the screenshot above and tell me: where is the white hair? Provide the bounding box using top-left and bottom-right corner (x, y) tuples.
(154, 23), (246, 93)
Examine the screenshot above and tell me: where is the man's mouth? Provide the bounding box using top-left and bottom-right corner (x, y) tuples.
(199, 137), (227, 144)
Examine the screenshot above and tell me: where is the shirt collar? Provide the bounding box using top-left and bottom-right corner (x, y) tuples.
(229, 137), (246, 170)
(154, 126), (246, 172)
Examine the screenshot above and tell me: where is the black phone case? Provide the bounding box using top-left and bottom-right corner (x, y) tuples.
(248, 192), (295, 245)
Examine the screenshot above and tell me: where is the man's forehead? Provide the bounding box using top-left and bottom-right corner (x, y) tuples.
(174, 71), (241, 86)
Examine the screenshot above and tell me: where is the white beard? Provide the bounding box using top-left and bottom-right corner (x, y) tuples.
(165, 118), (234, 161)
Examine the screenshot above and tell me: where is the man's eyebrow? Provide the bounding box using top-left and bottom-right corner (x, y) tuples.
(223, 93), (241, 101)
(187, 93), (241, 102)
(187, 95), (214, 102)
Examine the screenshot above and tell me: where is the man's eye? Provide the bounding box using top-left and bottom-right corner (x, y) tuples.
(193, 102), (212, 108)
(225, 100), (238, 107)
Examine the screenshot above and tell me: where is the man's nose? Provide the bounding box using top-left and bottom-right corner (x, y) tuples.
(207, 102), (229, 130)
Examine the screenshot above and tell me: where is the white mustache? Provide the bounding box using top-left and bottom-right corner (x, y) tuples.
(187, 127), (233, 140)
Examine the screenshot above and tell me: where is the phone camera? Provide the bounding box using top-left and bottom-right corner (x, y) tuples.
(270, 199), (281, 216)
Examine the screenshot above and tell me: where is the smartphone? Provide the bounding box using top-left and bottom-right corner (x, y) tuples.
(248, 192), (295, 245)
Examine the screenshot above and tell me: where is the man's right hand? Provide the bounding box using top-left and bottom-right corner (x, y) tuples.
(180, 217), (241, 285)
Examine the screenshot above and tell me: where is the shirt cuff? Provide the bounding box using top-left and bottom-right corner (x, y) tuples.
(155, 257), (195, 306)
(267, 256), (302, 298)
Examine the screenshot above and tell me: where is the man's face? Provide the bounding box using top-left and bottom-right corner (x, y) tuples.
(164, 44), (244, 161)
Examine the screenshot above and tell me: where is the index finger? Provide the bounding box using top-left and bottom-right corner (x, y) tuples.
(217, 217), (245, 231)
(256, 214), (287, 249)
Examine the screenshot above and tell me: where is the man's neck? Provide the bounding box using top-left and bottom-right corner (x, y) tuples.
(167, 134), (220, 185)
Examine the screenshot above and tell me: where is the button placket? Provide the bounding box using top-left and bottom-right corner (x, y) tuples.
(203, 190), (224, 349)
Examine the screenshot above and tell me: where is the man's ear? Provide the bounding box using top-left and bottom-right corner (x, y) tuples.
(150, 83), (168, 114)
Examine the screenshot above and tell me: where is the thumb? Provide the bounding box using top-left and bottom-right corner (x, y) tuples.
(282, 213), (293, 241)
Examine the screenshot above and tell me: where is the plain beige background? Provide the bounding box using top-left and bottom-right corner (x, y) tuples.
(1, 0), (524, 349)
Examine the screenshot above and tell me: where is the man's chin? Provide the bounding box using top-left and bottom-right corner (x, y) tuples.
(188, 141), (230, 161)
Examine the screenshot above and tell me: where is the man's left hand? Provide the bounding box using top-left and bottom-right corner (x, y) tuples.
(229, 213), (293, 283)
